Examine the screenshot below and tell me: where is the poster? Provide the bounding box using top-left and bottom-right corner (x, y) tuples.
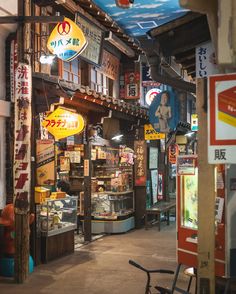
(177, 155), (196, 175)
(60, 156), (70, 171)
(149, 147), (158, 169)
(134, 140), (147, 186)
(36, 139), (55, 186)
(151, 169), (158, 204)
(157, 172), (164, 200)
(149, 90), (180, 133)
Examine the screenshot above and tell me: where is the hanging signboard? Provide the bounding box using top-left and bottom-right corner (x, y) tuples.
(144, 124), (165, 141)
(177, 155), (197, 175)
(42, 107), (85, 140)
(149, 90), (180, 133)
(14, 63), (32, 211)
(191, 114), (198, 131)
(36, 139), (55, 186)
(124, 72), (140, 99)
(47, 17), (87, 62)
(134, 140), (147, 186)
(208, 73), (236, 164)
(196, 41), (219, 78)
(168, 144), (179, 164)
(76, 14), (103, 66)
(100, 50), (120, 80)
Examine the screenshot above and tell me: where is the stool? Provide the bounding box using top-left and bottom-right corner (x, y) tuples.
(184, 267), (197, 293)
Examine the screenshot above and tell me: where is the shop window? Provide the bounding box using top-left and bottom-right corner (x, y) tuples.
(59, 58), (80, 84)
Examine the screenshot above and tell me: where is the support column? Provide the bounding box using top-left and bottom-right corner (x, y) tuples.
(196, 78), (215, 293)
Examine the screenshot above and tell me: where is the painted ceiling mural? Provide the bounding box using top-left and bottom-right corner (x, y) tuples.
(92, 0), (189, 37)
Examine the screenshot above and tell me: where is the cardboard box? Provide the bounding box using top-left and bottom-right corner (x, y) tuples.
(35, 187), (51, 203)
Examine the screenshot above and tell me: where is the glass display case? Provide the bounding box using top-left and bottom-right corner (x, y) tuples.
(39, 196), (78, 237)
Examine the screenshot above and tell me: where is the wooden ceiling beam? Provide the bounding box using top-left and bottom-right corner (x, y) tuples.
(179, 0), (218, 53)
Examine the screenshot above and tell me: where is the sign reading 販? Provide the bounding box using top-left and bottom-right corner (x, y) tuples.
(208, 73), (236, 164)
(47, 17), (87, 62)
(144, 124), (165, 140)
(134, 140), (147, 186)
(42, 107), (85, 140)
(124, 72), (140, 99)
(14, 63), (32, 211)
(196, 41), (218, 78)
(76, 14), (103, 66)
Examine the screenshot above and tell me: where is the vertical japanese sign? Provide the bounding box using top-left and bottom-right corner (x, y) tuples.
(14, 63), (32, 211)
(196, 41), (218, 78)
(208, 73), (236, 163)
(10, 39), (18, 102)
(124, 72), (140, 99)
(134, 140), (147, 186)
(157, 172), (164, 200)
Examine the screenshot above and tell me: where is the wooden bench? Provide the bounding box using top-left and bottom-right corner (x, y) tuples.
(145, 200), (176, 231)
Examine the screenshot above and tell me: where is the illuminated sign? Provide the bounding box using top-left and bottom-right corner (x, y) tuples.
(42, 107), (85, 140)
(47, 17), (87, 62)
(145, 88), (161, 106)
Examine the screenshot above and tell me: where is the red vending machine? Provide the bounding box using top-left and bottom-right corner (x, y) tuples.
(176, 155), (225, 276)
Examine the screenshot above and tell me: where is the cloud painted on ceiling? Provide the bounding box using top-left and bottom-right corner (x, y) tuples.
(92, 0), (189, 36)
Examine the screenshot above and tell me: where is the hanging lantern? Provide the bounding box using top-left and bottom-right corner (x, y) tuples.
(115, 0), (133, 9)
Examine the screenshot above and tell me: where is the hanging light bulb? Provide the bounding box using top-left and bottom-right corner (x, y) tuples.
(115, 0), (133, 9)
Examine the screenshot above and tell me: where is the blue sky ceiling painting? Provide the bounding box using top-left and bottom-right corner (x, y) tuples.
(92, 0), (189, 37)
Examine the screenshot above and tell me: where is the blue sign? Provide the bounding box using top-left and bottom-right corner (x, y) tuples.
(149, 90), (179, 133)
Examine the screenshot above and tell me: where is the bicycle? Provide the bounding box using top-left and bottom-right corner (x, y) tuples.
(129, 259), (174, 294)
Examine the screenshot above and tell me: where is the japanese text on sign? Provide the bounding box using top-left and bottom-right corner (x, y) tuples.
(14, 63), (32, 211)
(134, 141), (147, 186)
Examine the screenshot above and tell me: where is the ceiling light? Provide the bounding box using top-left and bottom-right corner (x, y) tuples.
(111, 134), (123, 141)
(39, 54), (56, 64)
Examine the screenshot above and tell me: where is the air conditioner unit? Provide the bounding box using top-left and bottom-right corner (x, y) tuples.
(104, 31), (135, 58)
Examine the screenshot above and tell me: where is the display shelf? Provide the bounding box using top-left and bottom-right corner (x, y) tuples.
(91, 216), (135, 234)
(92, 190), (134, 196)
(42, 223), (77, 237)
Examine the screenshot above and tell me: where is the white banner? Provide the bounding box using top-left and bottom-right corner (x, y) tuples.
(14, 63), (32, 211)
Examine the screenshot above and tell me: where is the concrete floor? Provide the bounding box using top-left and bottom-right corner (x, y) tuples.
(0, 222), (196, 294)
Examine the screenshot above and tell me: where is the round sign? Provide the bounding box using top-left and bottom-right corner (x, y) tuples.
(145, 88), (161, 106)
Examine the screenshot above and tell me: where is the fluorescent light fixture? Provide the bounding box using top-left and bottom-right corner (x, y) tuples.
(185, 131), (195, 137)
(111, 134), (124, 141)
(39, 54), (56, 64)
(104, 31), (135, 58)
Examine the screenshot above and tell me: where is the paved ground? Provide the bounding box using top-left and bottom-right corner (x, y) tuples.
(0, 222), (195, 294)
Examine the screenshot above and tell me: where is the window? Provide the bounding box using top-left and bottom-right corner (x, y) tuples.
(60, 58), (80, 84)
(90, 67), (112, 96)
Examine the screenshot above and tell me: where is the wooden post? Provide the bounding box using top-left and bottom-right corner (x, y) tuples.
(14, 0), (31, 283)
(196, 78), (215, 293)
(83, 129), (92, 242)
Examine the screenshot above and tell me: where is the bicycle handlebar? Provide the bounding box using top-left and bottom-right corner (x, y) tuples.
(129, 260), (174, 275)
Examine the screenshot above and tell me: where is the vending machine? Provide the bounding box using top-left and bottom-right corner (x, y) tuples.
(176, 155), (225, 276)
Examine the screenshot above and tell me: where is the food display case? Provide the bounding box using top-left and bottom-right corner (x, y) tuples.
(177, 155), (225, 276)
(38, 197), (78, 263)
